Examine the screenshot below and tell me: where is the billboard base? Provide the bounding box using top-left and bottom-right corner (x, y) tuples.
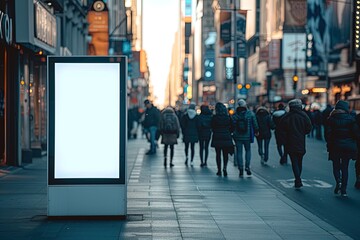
(48, 185), (127, 217)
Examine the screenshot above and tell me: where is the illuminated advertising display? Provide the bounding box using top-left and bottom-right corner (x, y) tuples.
(47, 56), (127, 216)
(48, 56), (126, 184)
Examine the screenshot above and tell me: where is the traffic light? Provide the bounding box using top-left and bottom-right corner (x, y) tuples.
(292, 74), (299, 82)
(355, 1), (360, 59)
(204, 49), (215, 81)
(204, 57), (215, 81)
(237, 83), (243, 89)
(245, 83), (251, 90)
(292, 74), (298, 90)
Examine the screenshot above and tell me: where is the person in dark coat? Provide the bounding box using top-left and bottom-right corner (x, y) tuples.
(326, 100), (360, 196)
(211, 102), (234, 176)
(197, 105), (213, 167)
(311, 103), (323, 140)
(143, 99), (161, 155)
(272, 103), (288, 164)
(255, 106), (275, 164)
(180, 103), (199, 165)
(231, 99), (259, 177)
(159, 107), (181, 167)
(279, 99), (312, 189)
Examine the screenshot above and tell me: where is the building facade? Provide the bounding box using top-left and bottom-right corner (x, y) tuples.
(0, 0), (88, 166)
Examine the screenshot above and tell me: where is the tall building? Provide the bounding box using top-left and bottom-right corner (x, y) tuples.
(107, 0), (149, 108)
(165, 30), (182, 108)
(193, 0), (216, 106)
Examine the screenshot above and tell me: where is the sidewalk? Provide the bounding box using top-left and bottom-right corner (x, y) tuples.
(0, 137), (352, 240)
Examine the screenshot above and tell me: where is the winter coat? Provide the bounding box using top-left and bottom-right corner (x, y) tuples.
(312, 110), (322, 126)
(231, 107), (259, 141)
(279, 108), (312, 154)
(326, 109), (360, 160)
(272, 109), (287, 145)
(180, 109), (199, 143)
(210, 114), (234, 149)
(197, 108), (213, 141)
(159, 108), (180, 145)
(255, 107), (275, 140)
(143, 105), (161, 128)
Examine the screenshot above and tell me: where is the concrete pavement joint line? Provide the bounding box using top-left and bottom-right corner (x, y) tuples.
(253, 170), (352, 240)
(165, 170), (185, 239)
(187, 168), (227, 239)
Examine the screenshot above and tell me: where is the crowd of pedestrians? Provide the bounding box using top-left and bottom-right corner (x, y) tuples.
(133, 98), (360, 197)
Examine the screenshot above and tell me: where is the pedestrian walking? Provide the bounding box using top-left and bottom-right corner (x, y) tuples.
(279, 99), (312, 189)
(272, 103), (288, 164)
(311, 103), (323, 140)
(304, 105), (314, 138)
(142, 99), (161, 155)
(211, 102), (234, 176)
(255, 106), (275, 165)
(197, 104), (213, 167)
(326, 100), (360, 196)
(180, 103), (199, 165)
(159, 107), (181, 167)
(232, 99), (259, 177)
(128, 106), (141, 139)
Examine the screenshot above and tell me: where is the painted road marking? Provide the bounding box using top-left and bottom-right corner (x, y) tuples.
(277, 179), (333, 188)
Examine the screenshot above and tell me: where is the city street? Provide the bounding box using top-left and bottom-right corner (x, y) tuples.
(250, 136), (360, 239)
(0, 133), (356, 240)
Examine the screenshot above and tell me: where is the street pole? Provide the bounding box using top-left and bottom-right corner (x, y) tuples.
(325, 55), (329, 104)
(232, 0), (237, 108)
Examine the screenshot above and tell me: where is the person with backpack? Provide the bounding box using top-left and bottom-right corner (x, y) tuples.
(232, 99), (259, 177)
(211, 102), (234, 176)
(326, 100), (360, 196)
(272, 103), (288, 165)
(180, 103), (199, 165)
(279, 99), (312, 189)
(197, 104), (213, 167)
(159, 107), (181, 167)
(255, 106), (275, 165)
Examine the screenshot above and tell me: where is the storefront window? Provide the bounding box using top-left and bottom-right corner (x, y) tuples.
(30, 58), (47, 150)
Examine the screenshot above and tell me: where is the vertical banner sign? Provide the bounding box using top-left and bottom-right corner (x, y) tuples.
(268, 39), (281, 70)
(284, 0), (307, 28)
(47, 56), (127, 217)
(306, 0), (351, 76)
(219, 11), (231, 57)
(236, 10), (247, 58)
(185, 0), (192, 17)
(282, 33), (306, 69)
(87, 0), (109, 55)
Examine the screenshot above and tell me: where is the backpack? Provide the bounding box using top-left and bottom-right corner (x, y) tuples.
(163, 113), (178, 134)
(237, 111), (248, 133)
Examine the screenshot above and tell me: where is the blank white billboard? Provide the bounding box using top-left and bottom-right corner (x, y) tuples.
(54, 63), (120, 179)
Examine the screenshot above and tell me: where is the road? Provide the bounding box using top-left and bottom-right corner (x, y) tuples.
(250, 137), (360, 239)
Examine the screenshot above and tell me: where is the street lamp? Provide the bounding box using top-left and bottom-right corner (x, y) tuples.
(266, 71), (272, 103)
(231, 0), (238, 109)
